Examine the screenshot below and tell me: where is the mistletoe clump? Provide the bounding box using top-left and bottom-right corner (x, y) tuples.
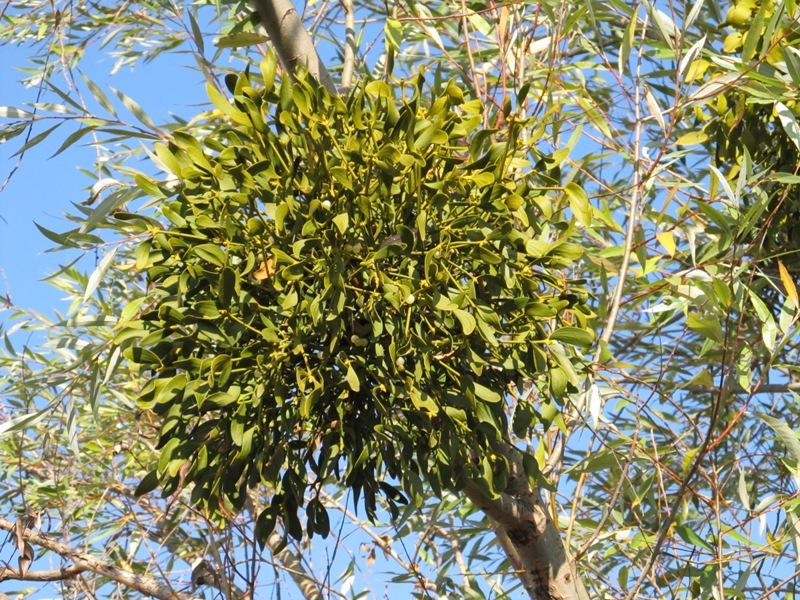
(119, 54), (593, 542)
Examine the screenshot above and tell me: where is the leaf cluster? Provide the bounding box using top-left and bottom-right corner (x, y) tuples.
(118, 55), (594, 543)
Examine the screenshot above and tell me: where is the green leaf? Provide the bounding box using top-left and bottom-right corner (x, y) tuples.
(50, 125), (96, 158)
(219, 267), (236, 307)
(409, 387), (439, 414)
(332, 212), (349, 234)
(618, 12), (636, 74)
(385, 18), (403, 51)
(329, 166), (354, 191)
(34, 223), (77, 248)
(758, 413), (800, 465)
(215, 32), (269, 48)
(134, 471), (160, 497)
(645, 0), (680, 49)
(191, 243), (226, 267)
(0, 106), (35, 118)
(549, 366), (568, 399)
(12, 123), (62, 156)
(674, 524), (714, 552)
(365, 80), (392, 98)
(346, 364), (360, 392)
(81, 73), (118, 116)
(472, 381), (501, 403)
(209, 355), (232, 388)
(84, 246), (119, 303)
(674, 131), (708, 146)
(564, 182), (591, 226)
(154, 143), (183, 177)
(453, 309), (476, 335)
(549, 326), (594, 348)
(0, 402), (54, 437)
(685, 314), (724, 343)
(112, 88), (157, 129)
(205, 390), (240, 408)
(124, 347), (163, 366)
(775, 102), (800, 152)
(188, 10), (205, 55)
(255, 508), (277, 549)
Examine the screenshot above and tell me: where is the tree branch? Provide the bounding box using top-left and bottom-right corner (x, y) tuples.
(265, 529), (325, 600)
(0, 517), (195, 600)
(0, 564), (86, 582)
(461, 441), (590, 600)
(340, 0), (355, 93)
(250, 0), (337, 94)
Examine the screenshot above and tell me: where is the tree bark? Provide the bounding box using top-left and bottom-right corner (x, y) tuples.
(462, 442), (590, 600)
(250, 0), (337, 94)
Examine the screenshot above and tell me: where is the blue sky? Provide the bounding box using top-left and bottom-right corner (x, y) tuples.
(0, 41), (209, 316)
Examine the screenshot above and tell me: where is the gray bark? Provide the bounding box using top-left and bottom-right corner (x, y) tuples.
(266, 530), (322, 600)
(462, 441), (591, 600)
(250, 0), (337, 94)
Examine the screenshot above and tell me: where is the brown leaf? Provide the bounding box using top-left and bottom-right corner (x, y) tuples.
(18, 541), (34, 577)
(253, 256), (276, 281)
(14, 519), (24, 554)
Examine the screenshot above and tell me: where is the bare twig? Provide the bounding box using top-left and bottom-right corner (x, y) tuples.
(0, 564), (86, 582)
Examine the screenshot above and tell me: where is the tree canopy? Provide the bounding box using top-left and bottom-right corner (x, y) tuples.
(2, 0), (800, 599)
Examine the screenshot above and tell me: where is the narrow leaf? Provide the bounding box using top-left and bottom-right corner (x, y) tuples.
(644, 85), (666, 133)
(0, 403), (53, 436)
(215, 32), (269, 48)
(685, 0), (706, 30)
(758, 413), (800, 464)
(0, 107), (35, 118)
(112, 88), (157, 129)
(778, 260), (799, 307)
(188, 10), (205, 55)
(50, 125), (96, 158)
(775, 102), (800, 152)
(81, 73), (118, 117)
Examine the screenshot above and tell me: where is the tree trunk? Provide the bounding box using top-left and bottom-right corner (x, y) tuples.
(462, 441), (590, 600)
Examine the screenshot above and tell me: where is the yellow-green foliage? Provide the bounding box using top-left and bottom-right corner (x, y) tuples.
(120, 55), (593, 543)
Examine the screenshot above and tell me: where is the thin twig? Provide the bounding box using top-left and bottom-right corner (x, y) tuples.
(0, 564), (86, 582)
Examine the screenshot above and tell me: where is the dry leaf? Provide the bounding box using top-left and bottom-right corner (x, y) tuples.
(778, 260), (799, 307)
(14, 519), (25, 554)
(19, 541), (34, 577)
(253, 256), (276, 281)
(656, 231), (676, 257)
